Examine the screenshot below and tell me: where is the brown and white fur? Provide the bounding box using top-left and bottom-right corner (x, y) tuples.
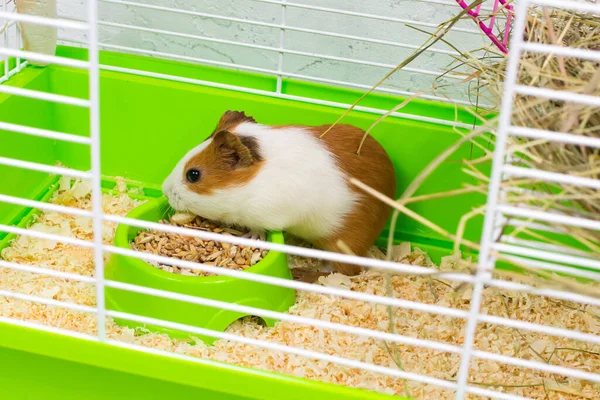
(162, 111), (396, 282)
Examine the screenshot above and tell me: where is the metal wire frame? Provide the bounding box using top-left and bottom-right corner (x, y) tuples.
(61, 38), (490, 112)
(65, 0), (499, 117)
(0, 193), (599, 400)
(0, 39), (482, 129)
(99, 0), (464, 57)
(0, 17), (27, 84)
(454, 0), (600, 398)
(90, 0), (501, 111)
(0, 0), (598, 399)
(1, 258), (599, 399)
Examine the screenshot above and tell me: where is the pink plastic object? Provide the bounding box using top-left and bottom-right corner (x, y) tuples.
(456, 0), (514, 53)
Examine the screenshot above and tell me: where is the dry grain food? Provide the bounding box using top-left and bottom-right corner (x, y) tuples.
(131, 215), (268, 276)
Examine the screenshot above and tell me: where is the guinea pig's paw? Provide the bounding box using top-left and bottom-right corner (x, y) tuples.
(291, 268), (329, 283)
(171, 212), (196, 225)
(321, 261), (334, 273)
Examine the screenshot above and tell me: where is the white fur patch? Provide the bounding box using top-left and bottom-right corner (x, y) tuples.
(162, 123), (358, 241)
(162, 140), (211, 212)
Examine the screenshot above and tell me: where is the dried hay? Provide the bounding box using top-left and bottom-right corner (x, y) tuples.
(0, 182), (599, 399)
(345, 5), (600, 305)
(439, 5), (600, 253)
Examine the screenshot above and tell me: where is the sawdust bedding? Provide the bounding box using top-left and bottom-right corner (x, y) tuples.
(0, 178), (598, 399)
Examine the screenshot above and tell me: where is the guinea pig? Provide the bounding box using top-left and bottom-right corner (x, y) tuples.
(162, 110), (396, 282)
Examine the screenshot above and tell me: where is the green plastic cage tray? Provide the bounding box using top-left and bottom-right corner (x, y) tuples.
(0, 46), (493, 400)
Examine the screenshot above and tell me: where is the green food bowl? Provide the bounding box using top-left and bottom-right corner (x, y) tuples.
(104, 196), (296, 344)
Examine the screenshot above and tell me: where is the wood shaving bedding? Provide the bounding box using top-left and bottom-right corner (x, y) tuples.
(0, 179), (598, 399)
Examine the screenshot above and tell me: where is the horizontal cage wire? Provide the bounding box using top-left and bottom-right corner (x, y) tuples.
(57, 0), (501, 117)
(0, 0), (598, 400)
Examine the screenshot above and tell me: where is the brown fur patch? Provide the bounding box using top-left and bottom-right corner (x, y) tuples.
(184, 130), (263, 195)
(239, 135), (262, 163)
(212, 110), (256, 136)
(307, 124), (396, 277)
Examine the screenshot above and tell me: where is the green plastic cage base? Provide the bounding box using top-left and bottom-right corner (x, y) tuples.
(0, 46), (495, 254)
(0, 321), (402, 400)
(0, 47), (432, 400)
(7, 44), (596, 399)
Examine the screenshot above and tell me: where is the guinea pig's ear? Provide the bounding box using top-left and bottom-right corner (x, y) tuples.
(213, 130), (261, 169)
(214, 110), (256, 134)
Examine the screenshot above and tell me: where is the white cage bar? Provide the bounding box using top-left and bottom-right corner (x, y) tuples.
(455, 0), (600, 398)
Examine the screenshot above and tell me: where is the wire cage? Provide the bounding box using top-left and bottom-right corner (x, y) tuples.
(0, 0), (598, 399)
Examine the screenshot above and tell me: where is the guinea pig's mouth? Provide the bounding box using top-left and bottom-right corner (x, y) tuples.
(165, 192), (185, 213)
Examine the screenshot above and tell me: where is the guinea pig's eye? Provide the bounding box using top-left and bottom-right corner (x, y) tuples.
(186, 169), (201, 183)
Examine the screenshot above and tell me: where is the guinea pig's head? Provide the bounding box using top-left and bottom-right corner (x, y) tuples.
(162, 111), (263, 219)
